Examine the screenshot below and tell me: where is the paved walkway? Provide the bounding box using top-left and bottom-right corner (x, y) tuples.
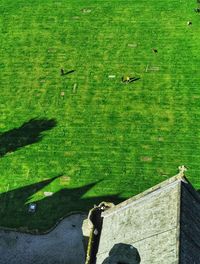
(0, 214), (86, 264)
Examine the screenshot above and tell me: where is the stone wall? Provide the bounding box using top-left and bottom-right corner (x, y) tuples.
(96, 180), (181, 264)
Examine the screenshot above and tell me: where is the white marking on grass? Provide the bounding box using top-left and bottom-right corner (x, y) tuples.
(149, 66), (160, 71)
(82, 8), (92, 13)
(108, 75), (116, 78)
(73, 83), (77, 93)
(128, 43), (137, 48)
(145, 65), (160, 72)
(44, 192), (53, 197)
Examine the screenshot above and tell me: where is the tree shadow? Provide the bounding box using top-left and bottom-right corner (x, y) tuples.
(0, 176), (123, 232)
(102, 243), (141, 264)
(0, 118), (57, 157)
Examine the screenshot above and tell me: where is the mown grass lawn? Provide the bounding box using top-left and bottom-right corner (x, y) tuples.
(0, 0), (200, 231)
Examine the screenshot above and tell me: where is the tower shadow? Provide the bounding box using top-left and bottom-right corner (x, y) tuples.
(0, 176), (123, 233)
(0, 118), (57, 157)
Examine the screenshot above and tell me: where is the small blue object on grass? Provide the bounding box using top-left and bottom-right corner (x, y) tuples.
(28, 203), (37, 213)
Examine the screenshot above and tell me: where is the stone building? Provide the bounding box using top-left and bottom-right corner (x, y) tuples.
(87, 166), (200, 263)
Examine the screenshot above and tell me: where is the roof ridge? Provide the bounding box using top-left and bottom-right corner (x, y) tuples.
(102, 166), (189, 217)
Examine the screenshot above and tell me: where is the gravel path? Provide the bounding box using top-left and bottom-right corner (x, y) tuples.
(0, 214), (86, 264)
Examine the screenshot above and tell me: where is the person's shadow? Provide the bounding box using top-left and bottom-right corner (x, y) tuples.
(102, 243), (141, 264)
(0, 118), (57, 157)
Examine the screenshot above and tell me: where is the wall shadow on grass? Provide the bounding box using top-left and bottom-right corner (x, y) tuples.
(0, 118), (57, 157)
(0, 175), (123, 233)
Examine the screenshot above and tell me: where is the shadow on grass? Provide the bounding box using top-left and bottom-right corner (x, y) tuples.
(0, 118), (57, 157)
(61, 69), (76, 76)
(0, 175), (123, 232)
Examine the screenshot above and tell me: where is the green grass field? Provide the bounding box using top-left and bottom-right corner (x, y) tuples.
(0, 0), (200, 231)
